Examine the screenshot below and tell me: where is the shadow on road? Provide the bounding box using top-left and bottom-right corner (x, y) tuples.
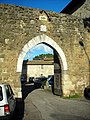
(12, 98), (24, 120)
(12, 83), (36, 120)
(22, 83), (35, 100)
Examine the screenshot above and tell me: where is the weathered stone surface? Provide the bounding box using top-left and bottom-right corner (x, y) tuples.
(73, 0), (90, 18)
(0, 4), (90, 98)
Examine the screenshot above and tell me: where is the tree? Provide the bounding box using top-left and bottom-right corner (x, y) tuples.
(33, 53), (53, 60)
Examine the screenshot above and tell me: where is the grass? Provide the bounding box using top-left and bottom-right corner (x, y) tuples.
(63, 94), (81, 99)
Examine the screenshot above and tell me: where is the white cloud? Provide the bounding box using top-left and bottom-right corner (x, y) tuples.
(24, 44), (53, 60)
(31, 44), (53, 53)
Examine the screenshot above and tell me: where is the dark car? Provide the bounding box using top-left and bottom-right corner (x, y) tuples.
(34, 77), (47, 89)
(29, 77), (34, 83)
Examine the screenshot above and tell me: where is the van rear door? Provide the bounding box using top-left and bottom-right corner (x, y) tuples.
(5, 85), (16, 113)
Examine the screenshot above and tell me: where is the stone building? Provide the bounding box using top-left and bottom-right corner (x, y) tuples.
(0, 0), (90, 98)
(26, 59), (54, 81)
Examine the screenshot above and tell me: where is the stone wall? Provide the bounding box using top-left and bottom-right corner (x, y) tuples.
(73, 0), (90, 18)
(0, 4), (90, 97)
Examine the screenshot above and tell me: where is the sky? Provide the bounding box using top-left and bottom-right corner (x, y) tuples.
(0, 0), (71, 60)
(0, 0), (71, 12)
(24, 44), (53, 60)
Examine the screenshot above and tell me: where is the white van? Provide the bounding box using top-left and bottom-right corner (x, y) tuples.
(0, 83), (16, 120)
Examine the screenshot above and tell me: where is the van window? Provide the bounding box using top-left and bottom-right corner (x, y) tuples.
(0, 87), (3, 101)
(6, 86), (11, 99)
(8, 85), (14, 95)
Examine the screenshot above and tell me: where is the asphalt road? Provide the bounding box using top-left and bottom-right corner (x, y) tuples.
(22, 83), (90, 120)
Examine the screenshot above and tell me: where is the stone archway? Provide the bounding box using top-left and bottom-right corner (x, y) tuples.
(17, 34), (68, 96)
(17, 34), (67, 73)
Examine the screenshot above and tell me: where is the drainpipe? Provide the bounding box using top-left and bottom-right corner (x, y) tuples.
(79, 41), (90, 99)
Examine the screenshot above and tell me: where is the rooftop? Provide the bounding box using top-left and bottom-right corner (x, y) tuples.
(27, 60), (54, 65)
(61, 0), (86, 14)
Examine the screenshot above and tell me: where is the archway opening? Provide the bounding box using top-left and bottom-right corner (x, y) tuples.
(24, 43), (54, 79)
(17, 34), (67, 98)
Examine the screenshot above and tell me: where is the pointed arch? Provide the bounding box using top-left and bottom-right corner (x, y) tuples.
(16, 34), (67, 72)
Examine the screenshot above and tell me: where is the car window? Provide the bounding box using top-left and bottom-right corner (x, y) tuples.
(0, 86), (3, 101)
(6, 85), (12, 99)
(8, 85), (14, 95)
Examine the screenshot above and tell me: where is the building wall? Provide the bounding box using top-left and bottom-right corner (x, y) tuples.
(0, 4), (90, 98)
(72, 0), (90, 18)
(27, 64), (54, 79)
